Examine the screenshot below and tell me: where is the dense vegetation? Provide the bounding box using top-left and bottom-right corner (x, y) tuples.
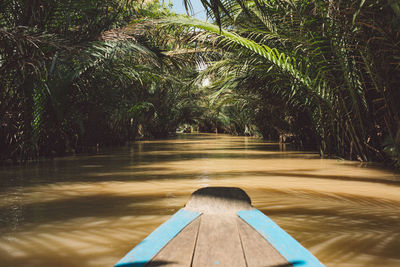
(0, 0), (205, 162)
(167, 0), (400, 165)
(1, 0), (399, 166)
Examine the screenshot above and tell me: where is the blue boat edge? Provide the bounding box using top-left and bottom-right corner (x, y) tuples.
(114, 207), (325, 267)
(114, 209), (201, 267)
(238, 209), (325, 267)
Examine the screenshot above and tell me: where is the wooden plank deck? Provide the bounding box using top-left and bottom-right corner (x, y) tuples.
(146, 218), (200, 267)
(150, 214), (290, 267)
(191, 214), (247, 266)
(237, 218), (289, 267)
(115, 187), (324, 267)
(148, 187), (290, 267)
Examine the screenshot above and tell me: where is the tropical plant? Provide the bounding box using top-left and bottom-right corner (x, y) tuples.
(0, 0), (204, 162)
(162, 0), (400, 165)
(2, 0), (399, 167)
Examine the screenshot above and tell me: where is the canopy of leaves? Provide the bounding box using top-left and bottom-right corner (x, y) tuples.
(1, 0), (399, 167)
(0, 0), (205, 162)
(165, 0), (400, 165)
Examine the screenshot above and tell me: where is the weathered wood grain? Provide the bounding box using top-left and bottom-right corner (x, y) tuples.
(185, 187), (252, 214)
(191, 214), (247, 267)
(130, 187), (323, 267)
(237, 217), (289, 267)
(147, 218), (200, 267)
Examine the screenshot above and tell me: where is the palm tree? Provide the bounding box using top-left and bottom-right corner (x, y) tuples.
(162, 0), (400, 165)
(0, 0), (204, 162)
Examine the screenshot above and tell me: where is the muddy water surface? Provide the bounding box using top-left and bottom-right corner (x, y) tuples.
(0, 134), (399, 266)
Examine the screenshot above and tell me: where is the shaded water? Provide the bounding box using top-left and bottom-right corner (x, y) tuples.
(0, 134), (400, 267)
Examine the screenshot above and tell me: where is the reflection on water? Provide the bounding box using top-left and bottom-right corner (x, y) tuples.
(0, 134), (399, 266)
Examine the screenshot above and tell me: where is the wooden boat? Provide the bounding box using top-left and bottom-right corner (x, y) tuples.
(115, 187), (325, 267)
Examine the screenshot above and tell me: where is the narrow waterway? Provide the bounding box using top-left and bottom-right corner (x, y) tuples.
(0, 134), (399, 267)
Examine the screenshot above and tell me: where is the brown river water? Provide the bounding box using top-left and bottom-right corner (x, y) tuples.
(0, 133), (399, 267)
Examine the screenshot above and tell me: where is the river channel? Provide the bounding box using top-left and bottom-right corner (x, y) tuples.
(0, 134), (399, 266)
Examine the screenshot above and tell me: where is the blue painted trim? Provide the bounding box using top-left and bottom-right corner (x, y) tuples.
(238, 209), (325, 267)
(115, 209), (201, 267)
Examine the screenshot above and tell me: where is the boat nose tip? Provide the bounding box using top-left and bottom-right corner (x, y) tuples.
(184, 186), (253, 214)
